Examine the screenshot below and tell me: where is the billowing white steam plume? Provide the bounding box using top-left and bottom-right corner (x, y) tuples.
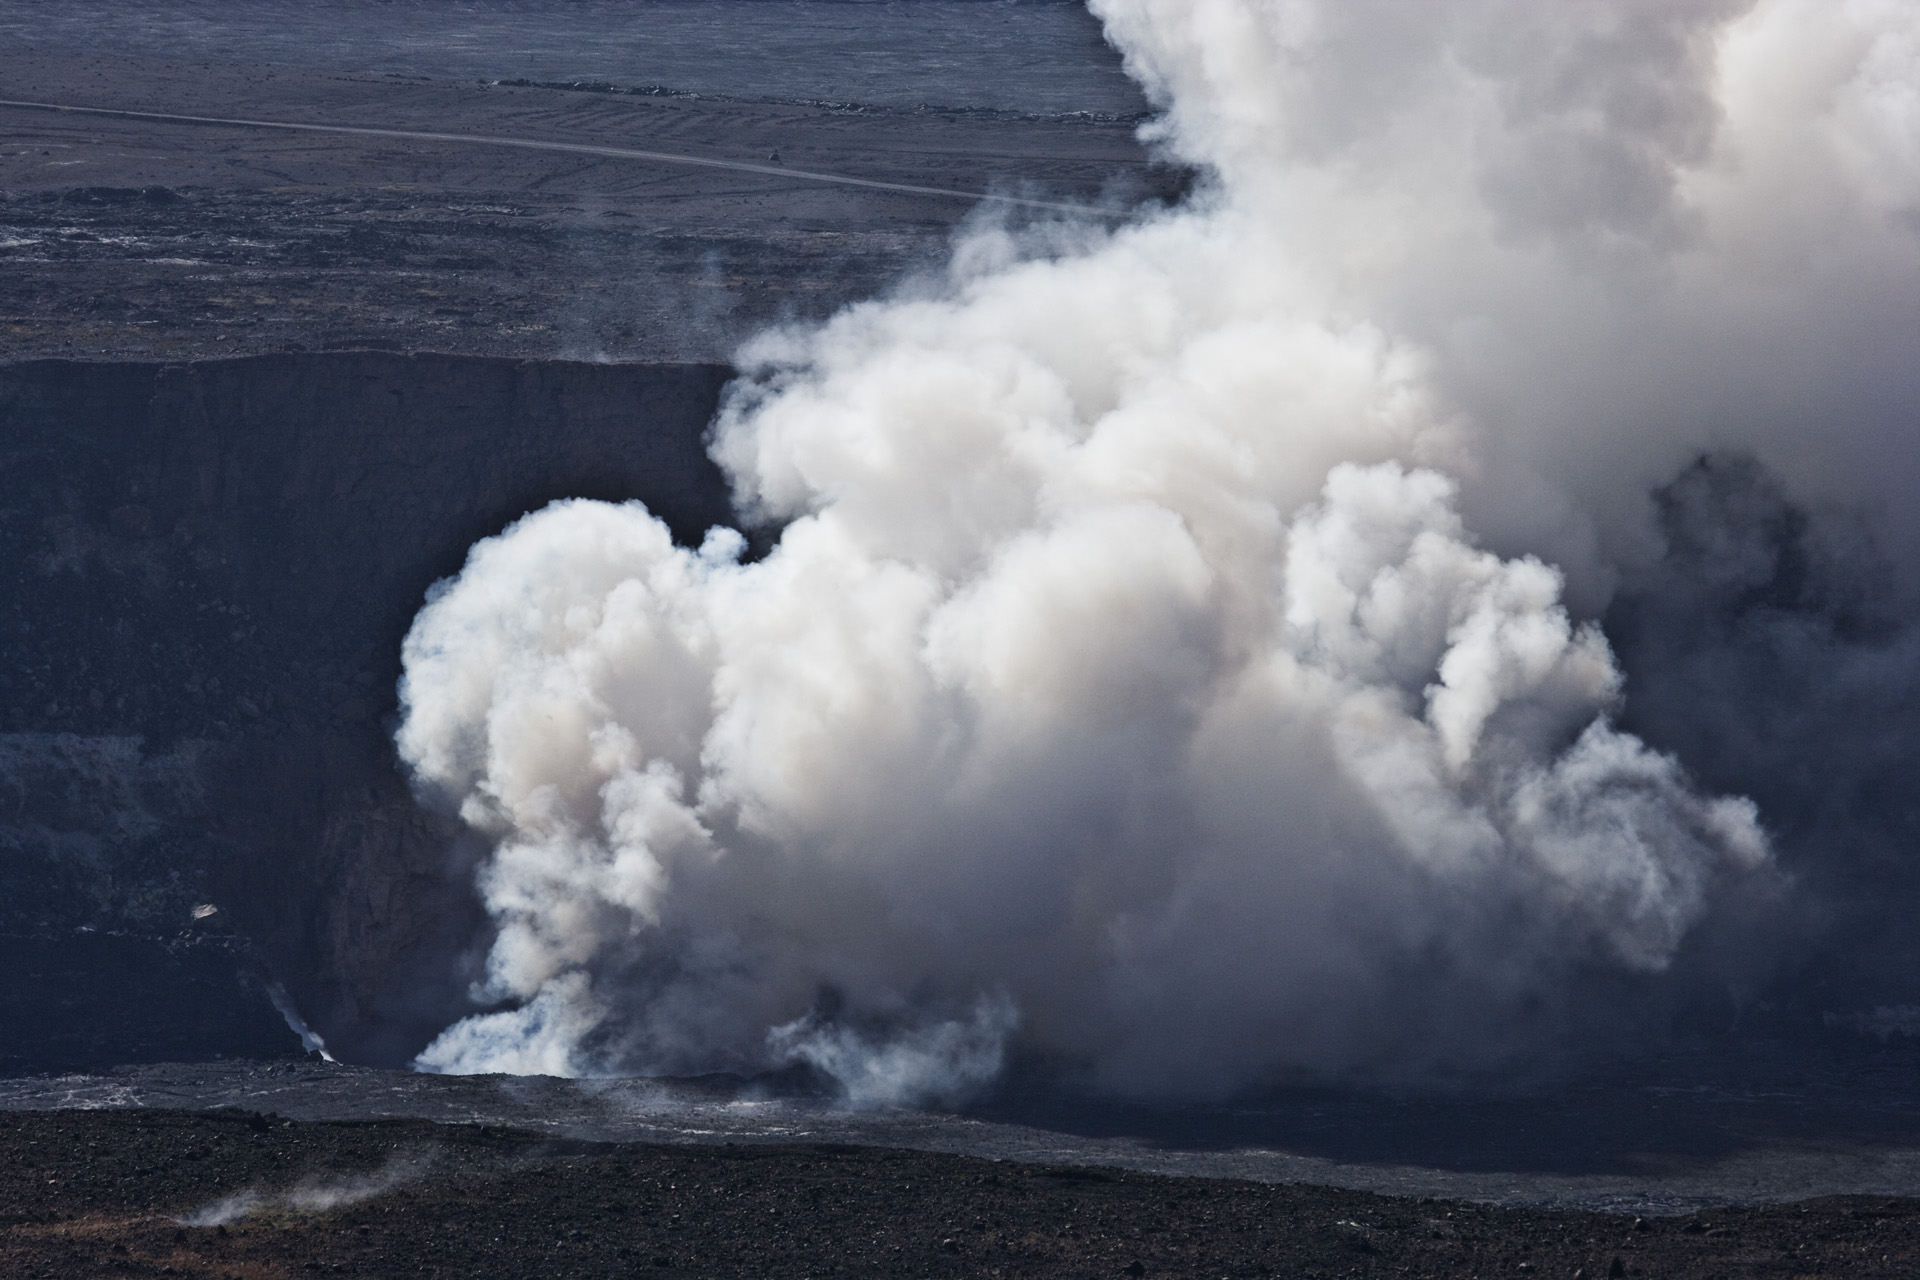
(398, 0), (1920, 1099)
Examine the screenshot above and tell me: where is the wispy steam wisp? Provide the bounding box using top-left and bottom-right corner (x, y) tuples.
(397, 0), (1920, 1098)
(177, 1155), (431, 1226)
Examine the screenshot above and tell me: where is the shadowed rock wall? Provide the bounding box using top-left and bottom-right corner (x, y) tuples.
(0, 352), (733, 1067)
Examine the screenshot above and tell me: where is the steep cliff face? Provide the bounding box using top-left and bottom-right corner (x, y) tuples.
(0, 352), (732, 1067)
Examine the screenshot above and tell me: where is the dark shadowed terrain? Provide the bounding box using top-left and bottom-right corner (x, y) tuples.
(1, 352), (734, 1070)
(7, 1109), (1920, 1279)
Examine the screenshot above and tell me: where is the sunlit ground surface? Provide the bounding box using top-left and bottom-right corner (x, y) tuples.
(0, 0), (1146, 118)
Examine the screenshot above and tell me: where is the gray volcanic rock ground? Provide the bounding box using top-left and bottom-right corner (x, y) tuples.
(10, 1109), (1920, 1280)
(13, 1056), (1920, 1216)
(0, 48), (1170, 364)
(0, 0), (1148, 117)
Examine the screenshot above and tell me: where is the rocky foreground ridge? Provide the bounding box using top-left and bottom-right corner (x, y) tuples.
(7, 1109), (1920, 1279)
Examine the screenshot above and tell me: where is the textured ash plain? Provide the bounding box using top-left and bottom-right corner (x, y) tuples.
(0, 48), (1167, 363)
(5, 39), (1920, 1280)
(9, 1108), (1920, 1280)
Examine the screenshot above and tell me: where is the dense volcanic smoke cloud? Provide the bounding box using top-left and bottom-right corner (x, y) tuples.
(396, 0), (1920, 1099)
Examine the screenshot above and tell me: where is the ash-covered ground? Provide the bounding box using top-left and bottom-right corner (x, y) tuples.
(11, 1107), (1920, 1280)
(13, 1108), (1920, 1280)
(0, 38), (1167, 365)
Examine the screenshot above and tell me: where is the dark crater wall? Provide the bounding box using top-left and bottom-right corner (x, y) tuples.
(0, 352), (732, 1070)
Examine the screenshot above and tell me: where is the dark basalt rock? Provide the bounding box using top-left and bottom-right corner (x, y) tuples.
(6, 1109), (1920, 1279)
(0, 352), (734, 1068)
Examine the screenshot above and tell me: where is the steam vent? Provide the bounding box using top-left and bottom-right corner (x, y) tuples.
(0, 48), (1164, 1070)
